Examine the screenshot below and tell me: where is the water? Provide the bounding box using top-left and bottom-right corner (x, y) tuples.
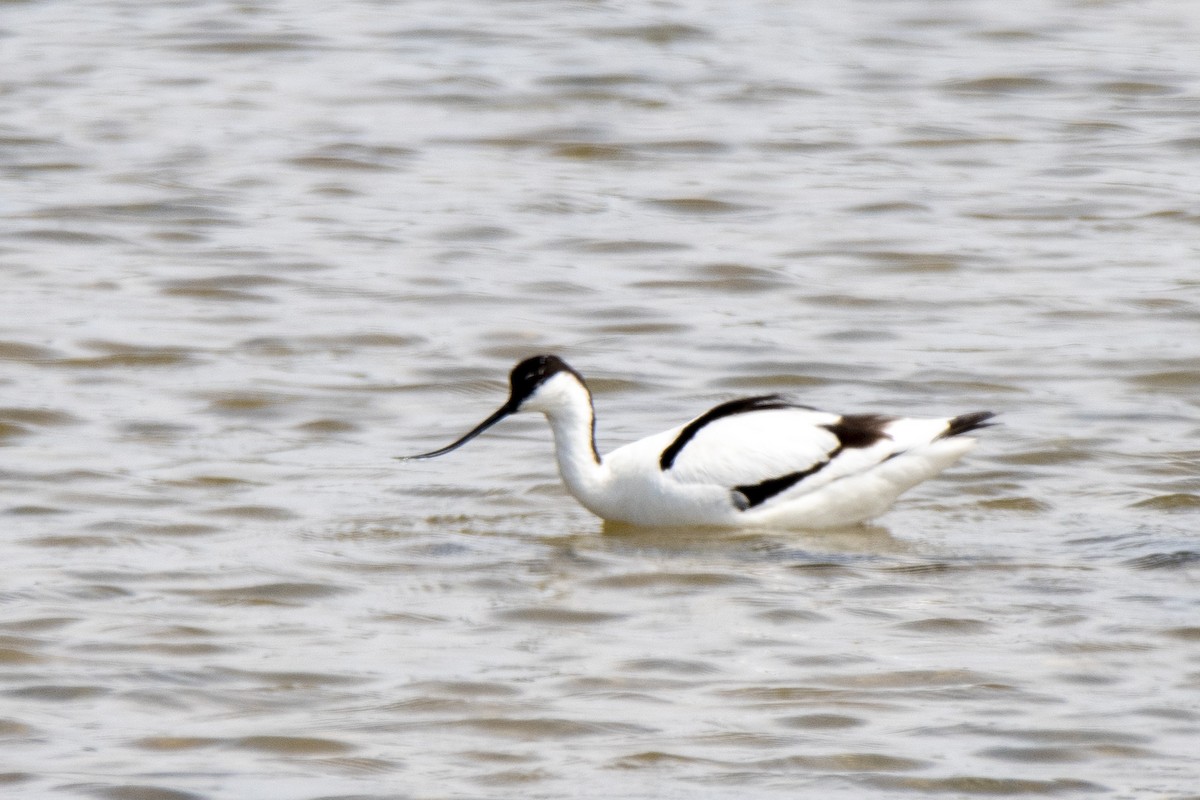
(3, 0), (1199, 797)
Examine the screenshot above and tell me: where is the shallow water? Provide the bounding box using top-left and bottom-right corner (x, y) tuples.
(3, 0), (1200, 797)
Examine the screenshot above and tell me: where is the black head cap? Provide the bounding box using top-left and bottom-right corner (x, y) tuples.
(508, 354), (575, 405)
(399, 354), (591, 462)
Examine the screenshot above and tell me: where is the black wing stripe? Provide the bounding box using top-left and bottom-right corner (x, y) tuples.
(659, 394), (797, 471)
(735, 445), (843, 509)
(733, 414), (897, 510)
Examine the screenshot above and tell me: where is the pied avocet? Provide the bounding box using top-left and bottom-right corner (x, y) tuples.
(402, 355), (994, 529)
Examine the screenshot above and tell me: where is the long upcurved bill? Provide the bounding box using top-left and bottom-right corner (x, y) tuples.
(399, 403), (515, 460)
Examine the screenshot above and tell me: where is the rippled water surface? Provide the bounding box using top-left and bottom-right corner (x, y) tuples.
(3, 0), (1200, 797)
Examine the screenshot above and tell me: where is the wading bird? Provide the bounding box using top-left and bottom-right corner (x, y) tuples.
(402, 355), (994, 529)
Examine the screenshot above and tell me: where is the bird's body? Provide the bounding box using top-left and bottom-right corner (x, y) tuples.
(404, 355), (994, 529)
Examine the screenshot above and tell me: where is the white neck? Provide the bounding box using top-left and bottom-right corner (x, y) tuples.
(526, 376), (610, 511)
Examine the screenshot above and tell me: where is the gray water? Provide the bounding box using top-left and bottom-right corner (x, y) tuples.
(2, 0), (1199, 797)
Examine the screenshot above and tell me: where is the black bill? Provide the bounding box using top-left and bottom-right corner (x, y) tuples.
(398, 401), (516, 460)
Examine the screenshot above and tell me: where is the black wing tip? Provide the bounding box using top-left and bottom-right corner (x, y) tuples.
(942, 411), (997, 438)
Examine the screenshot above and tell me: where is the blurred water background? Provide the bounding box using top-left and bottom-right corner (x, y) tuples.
(2, 0), (1199, 797)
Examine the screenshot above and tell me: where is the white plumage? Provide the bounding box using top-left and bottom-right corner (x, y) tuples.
(403, 355), (995, 529)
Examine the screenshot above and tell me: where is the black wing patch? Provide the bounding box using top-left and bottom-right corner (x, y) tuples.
(734, 447), (842, 509)
(659, 394), (799, 471)
(732, 414), (896, 510)
(824, 414), (894, 448)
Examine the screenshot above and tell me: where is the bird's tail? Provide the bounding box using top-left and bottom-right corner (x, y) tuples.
(940, 411), (997, 439)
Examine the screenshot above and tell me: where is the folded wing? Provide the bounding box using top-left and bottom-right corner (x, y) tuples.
(662, 399), (907, 509)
